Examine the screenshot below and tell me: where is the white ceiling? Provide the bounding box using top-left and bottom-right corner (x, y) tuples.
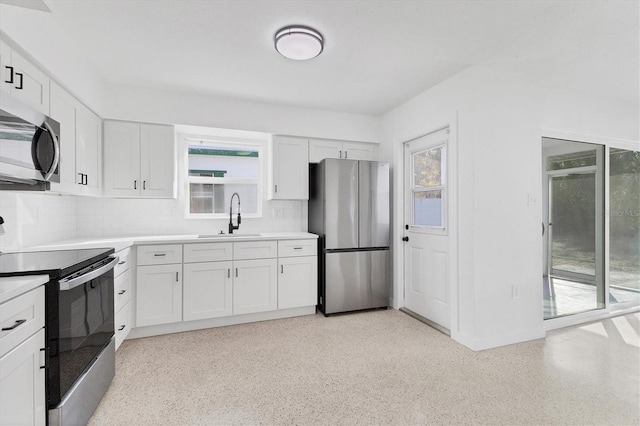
(32, 0), (640, 115)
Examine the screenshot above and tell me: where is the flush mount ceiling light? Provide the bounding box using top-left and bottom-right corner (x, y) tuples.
(274, 26), (324, 60)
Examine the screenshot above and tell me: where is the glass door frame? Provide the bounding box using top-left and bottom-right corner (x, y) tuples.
(543, 129), (639, 330)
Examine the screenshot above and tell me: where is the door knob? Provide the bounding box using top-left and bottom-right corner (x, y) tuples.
(402, 236), (409, 242)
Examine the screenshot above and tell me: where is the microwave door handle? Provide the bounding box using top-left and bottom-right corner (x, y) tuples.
(59, 256), (119, 291)
(41, 121), (60, 182)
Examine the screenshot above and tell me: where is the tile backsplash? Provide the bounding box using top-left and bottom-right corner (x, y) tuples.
(0, 192), (78, 252)
(0, 191), (307, 251)
(75, 197), (307, 237)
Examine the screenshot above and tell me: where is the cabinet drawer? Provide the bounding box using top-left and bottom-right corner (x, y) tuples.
(115, 301), (132, 351)
(0, 286), (45, 358)
(137, 244), (182, 265)
(233, 241), (277, 260)
(184, 243), (233, 263)
(114, 247), (132, 277)
(278, 239), (317, 257)
(114, 269), (132, 313)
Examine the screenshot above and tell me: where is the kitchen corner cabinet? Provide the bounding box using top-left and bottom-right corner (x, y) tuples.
(0, 39), (50, 115)
(0, 285), (46, 426)
(136, 245), (184, 327)
(103, 120), (176, 198)
(308, 139), (376, 163)
(268, 135), (309, 200)
(49, 82), (102, 196)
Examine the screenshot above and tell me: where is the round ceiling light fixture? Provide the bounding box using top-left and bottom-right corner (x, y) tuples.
(274, 26), (324, 60)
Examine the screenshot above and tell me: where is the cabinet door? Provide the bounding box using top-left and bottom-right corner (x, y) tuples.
(0, 329), (46, 426)
(342, 142), (375, 161)
(7, 50), (49, 114)
(183, 261), (233, 321)
(136, 264), (182, 327)
(140, 124), (175, 198)
(278, 256), (318, 309)
(269, 136), (309, 200)
(233, 259), (278, 315)
(49, 82), (79, 192)
(114, 300), (132, 351)
(309, 139), (342, 163)
(76, 104), (102, 193)
(0, 40), (11, 96)
(104, 121), (141, 197)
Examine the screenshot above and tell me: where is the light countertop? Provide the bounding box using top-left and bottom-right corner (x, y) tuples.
(0, 275), (48, 304)
(22, 232), (318, 253)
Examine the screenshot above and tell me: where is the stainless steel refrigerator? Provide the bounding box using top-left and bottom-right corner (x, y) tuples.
(309, 159), (390, 315)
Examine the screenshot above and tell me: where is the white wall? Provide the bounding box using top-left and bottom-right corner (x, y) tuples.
(102, 84), (381, 143)
(381, 64), (639, 350)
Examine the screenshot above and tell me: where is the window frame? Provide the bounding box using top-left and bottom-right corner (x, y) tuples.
(410, 143), (447, 232)
(184, 137), (264, 220)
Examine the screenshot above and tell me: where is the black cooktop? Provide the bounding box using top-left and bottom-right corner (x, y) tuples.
(0, 247), (114, 279)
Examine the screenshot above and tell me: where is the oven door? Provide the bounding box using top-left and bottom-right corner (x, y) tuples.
(47, 256), (117, 407)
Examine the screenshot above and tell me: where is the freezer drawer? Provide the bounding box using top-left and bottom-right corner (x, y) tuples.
(323, 250), (389, 314)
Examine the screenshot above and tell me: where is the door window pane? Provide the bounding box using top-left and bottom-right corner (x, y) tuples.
(413, 146), (443, 187)
(414, 190), (442, 227)
(609, 148), (640, 304)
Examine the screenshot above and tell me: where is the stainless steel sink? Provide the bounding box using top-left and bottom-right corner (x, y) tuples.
(198, 233), (261, 238)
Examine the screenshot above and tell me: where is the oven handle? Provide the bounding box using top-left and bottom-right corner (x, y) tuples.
(59, 256), (119, 291)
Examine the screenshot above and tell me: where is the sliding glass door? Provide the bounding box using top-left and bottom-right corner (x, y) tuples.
(609, 149), (640, 305)
(543, 138), (604, 319)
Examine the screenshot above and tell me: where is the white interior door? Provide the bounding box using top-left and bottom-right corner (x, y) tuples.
(403, 128), (451, 330)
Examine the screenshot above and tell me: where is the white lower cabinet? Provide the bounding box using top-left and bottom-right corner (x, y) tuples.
(278, 256), (318, 309)
(183, 261), (233, 321)
(136, 264), (182, 327)
(133, 238), (316, 334)
(114, 301), (132, 350)
(233, 258), (278, 315)
(0, 328), (46, 426)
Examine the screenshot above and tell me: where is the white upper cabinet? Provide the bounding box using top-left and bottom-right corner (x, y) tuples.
(104, 120), (175, 198)
(309, 139), (376, 162)
(140, 123), (175, 198)
(269, 135), (309, 200)
(49, 82), (102, 196)
(0, 39), (49, 114)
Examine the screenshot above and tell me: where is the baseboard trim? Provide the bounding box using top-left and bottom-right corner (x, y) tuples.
(127, 306), (316, 340)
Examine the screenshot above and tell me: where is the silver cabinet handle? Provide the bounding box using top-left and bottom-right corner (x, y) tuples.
(143, 180), (146, 190)
(118, 290), (126, 295)
(235, 268), (238, 278)
(118, 260), (126, 265)
(154, 253), (166, 257)
(118, 325), (126, 331)
(176, 272), (179, 282)
(293, 247), (303, 250)
(281, 265), (284, 274)
(275, 184), (278, 193)
(339, 150), (342, 159)
(228, 269), (230, 278)
(345, 150), (348, 159)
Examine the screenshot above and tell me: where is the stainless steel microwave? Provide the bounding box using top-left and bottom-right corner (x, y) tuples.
(0, 95), (60, 190)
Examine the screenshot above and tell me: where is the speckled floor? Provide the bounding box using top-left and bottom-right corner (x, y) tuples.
(88, 309), (640, 425)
